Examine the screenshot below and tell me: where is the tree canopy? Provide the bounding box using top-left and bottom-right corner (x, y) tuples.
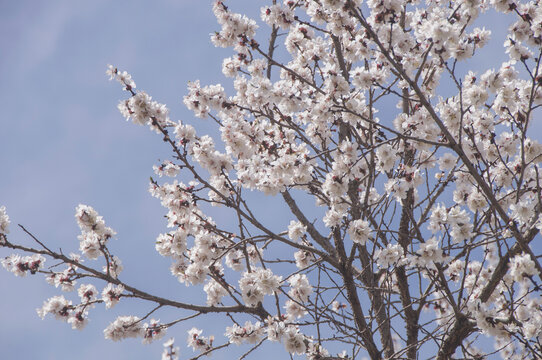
(2, 1), (542, 359)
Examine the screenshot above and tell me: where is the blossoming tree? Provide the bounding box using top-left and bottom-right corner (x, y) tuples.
(2, 0), (542, 359)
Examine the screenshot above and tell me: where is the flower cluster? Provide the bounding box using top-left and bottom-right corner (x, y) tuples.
(2, 253), (45, 277)
(37, 295), (90, 330)
(143, 318), (166, 344)
(75, 204), (116, 260)
(162, 338), (179, 360)
(375, 244), (405, 268)
(265, 317), (313, 355)
(101, 283), (124, 309)
(0, 205), (10, 237)
(347, 219), (371, 245)
(239, 267), (282, 306)
(225, 321), (263, 345)
(104, 316), (144, 342)
(187, 327), (213, 352)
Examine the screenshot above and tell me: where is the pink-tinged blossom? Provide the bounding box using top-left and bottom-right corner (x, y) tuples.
(294, 249), (312, 269)
(105, 64), (117, 81)
(287, 220), (306, 242)
(323, 209), (343, 228)
(225, 249), (244, 271)
(466, 191), (487, 213)
(155, 229), (188, 258)
(153, 160), (181, 178)
(181, 262), (208, 286)
(510, 201), (535, 225)
(52, 268), (76, 292)
(255, 267), (282, 294)
(225, 321), (263, 345)
(445, 260), (465, 282)
(187, 327), (213, 352)
(68, 309), (89, 330)
(78, 232), (102, 260)
(415, 238), (447, 267)
(103, 255), (123, 279)
(75, 204), (116, 261)
(203, 278), (228, 306)
(375, 144), (398, 172)
(2, 254), (45, 277)
(428, 204), (448, 233)
(288, 274), (312, 302)
(266, 318), (286, 342)
(307, 343), (330, 360)
(347, 219), (371, 245)
(375, 244), (405, 268)
(118, 91), (171, 130)
(221, 56), (241, 78)
(101, 283), (124, 309)
(174, 123), (196, 146)
(103, 315), (144, 342)
(77, 284), (98, 303)
(75, 204), (115, 237)
(143, 318), (166, 344)
(246, 244), (263, 265)
(37, 295), (71, 321)
(107, 65), (136, 90)
(260, 4), (294, 30)
(438, 153), (457, 171)
(162, 338), (180, 360)
(211, 1), (258, 49)
(283, 327), (306, 354)
(509, 253), (538, 282)
(239, 271), (264, 307)
(0, 205), (10, 235)
(284, 299), (307, 319)
(332, 301), (348, 312)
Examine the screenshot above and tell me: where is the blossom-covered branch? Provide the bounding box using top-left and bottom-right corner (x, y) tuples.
(3, 0), (542, 359)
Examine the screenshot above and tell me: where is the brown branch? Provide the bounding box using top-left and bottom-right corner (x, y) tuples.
(266, 24), (279, 80)
(282, 190), (337, 257)
(347, 3), (542, 356)
(3, 241), (270, 319)
(436, 314), (476, 360)
(332, 227), (382, 360)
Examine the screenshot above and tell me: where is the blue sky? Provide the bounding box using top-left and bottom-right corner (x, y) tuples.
(1, 1), (541, 360)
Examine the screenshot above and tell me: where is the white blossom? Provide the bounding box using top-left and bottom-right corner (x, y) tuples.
(509, 253), (538, 282)
(104, 316), (144, 342)
(101, 283), (124, 309)
(37, 295), (71, 321)
(162, 338), (180, 360)
(143, 318), (166, 344)
(5, 2), (542, 359)
(415, 238), (447, 266)
(287, 220), (306, 242)
(283, 327), (306, 354)
(225, 321), (263, 345)
(375, 244), (405, 268)
(77, 284), (98, 303)
(347, 219), (371, 245)
(2, 254), (45, 277)
(0, 206), (10, 235)
(68, 309), (89, 330)
(203, 279), (228, 306)
(187, 327), (213, 352)
(288, 274), (312, 302)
